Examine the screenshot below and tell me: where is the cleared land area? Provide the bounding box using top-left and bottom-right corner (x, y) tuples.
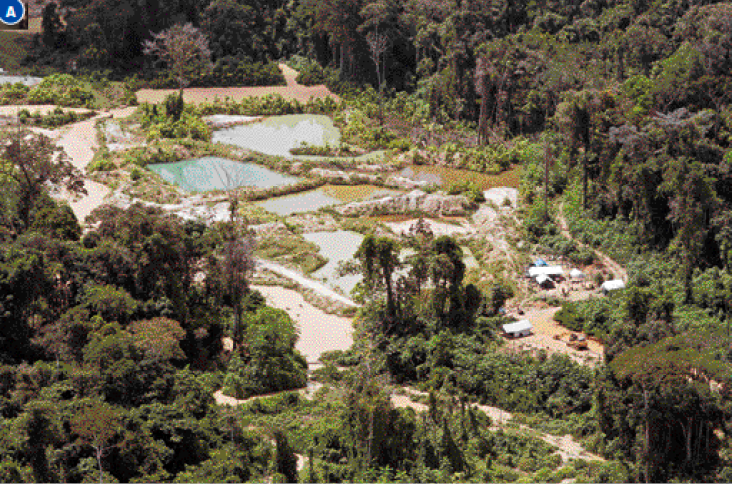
(136, 63), (340, 104)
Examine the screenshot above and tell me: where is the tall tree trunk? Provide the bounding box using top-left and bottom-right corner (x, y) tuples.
(339, 44), (344, 74)
(617, 48), (625, 81)
(644, 388), (650, 484)
(478, 73), (489, 145)
(545, 143), (551, 221)
(583, 153), (588, 211)
(95, 446), (104, 484)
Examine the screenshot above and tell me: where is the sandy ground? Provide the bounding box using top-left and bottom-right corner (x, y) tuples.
(251, 284), (354, 365)
(384, 218), (474, 237)
(136, 63), (340, 105)
(505, 307), (604, 365)
(52, 107), (137, 223)
(0, 105), (95, 116)
(483, 187), (518, 207)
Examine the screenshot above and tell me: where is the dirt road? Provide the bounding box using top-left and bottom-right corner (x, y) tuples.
(53, 107), (136, 223)
(136, 63), (340, 105)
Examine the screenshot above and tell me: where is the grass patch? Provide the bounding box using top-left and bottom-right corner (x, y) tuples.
(255, 233), (327, 274)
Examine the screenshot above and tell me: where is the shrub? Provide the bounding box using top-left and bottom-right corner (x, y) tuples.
(88, 153), (115, 172)
(295, 59), (327, 86)
(523, 201), (553, 241)
(27, 74), (94, 107)
(194, 59), (286, 87)
(31, 199), (81, 241)
(222, 307), (307, 399)
(18, 107), (96, 128)
(139, 101), (211, 141)
(129, 166), (143, 181)
(0, 82), (30, 104)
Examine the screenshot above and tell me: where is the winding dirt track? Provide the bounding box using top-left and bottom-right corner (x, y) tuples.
(53, 107), (136, 223)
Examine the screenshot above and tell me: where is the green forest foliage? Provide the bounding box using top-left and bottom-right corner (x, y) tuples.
(0, 126), (310, 481)
(6, 0), (732, 481)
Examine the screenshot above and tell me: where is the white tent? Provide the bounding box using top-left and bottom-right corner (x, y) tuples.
(502, 320), (533, 337)
(601, 279), (626, 294)
(536, 274), (553, 287)
(569, 268), (585, 280)
(528, 266), (564, 278)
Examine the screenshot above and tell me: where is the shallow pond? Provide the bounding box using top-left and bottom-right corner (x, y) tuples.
(462, 246), (479, 269)
(212, 114), (384, 161)
(255, 185), (402, 215)
(254, 190), (342, 216)
(148, 156), (301, 192)
(303, 231), (364, 294)
(400, 165), (522, 190)
(213, 114), (341, 158)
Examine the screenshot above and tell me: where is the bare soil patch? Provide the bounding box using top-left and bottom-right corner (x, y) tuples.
(504, 307), (604, 366)
(135, 63), (340, 105)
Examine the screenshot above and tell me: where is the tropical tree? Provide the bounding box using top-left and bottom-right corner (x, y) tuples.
(70, 400), (122, 484)
(356, 235), (400, 321)
(0, 129), (85, 230)
(143, 23), (213, 92)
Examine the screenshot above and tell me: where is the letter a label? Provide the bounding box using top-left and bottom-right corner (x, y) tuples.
(1, 0), (25, 26)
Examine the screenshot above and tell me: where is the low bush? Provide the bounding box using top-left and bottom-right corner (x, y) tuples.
(18, 106), (96, 128)
(27, 74), (95, 107)
(88, 150), (116, 172)
(295, 60), (327, 86)
(0, 82), (30, 104)
(445, 180), (486, 204)
(194, 59), (285, 87)
(139, 96), (211, 141)
(196, 93), (340, 116)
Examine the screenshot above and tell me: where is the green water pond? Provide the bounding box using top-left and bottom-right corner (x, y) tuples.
(212, 114), (384, 161)
(148, 156), (301, 192)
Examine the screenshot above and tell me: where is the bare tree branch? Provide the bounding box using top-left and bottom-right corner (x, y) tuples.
(143, 23), (213, 91)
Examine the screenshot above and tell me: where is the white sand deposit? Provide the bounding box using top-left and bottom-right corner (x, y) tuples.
(252, 284), (354, 365)
(384, 218), (473, 237)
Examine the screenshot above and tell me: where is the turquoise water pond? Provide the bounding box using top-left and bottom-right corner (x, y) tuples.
(148, 156), (301, 192)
